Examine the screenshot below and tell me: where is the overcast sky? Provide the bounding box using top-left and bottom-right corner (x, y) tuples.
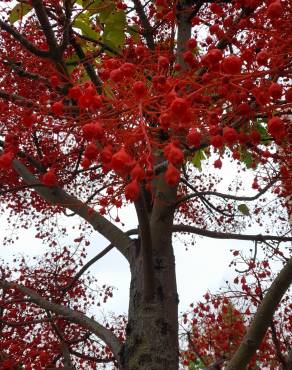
(0, 158), (265, 316)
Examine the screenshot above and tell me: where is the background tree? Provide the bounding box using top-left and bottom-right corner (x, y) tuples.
(0, 0), (291, 369)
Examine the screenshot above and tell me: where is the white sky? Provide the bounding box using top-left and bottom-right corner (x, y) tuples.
(0, 159), (267, 315)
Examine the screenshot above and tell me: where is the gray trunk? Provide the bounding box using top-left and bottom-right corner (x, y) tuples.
(120, 224), (179, 369)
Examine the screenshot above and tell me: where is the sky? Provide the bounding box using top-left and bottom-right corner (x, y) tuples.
(0, 158), (265, 316)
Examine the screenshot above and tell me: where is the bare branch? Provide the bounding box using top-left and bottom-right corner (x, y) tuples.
(69, 36), (102, 91)
(69, 349), (114, 363)
(172, 224), (292, 242)
(63, 229), (138, 293)
(178, 176), (279, 205)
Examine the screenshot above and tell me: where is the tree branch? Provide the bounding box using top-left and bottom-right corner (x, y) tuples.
(1, 58), (50, 84)
(178, 176), (279, 205)
(0, 280), (122, 363)
(69, 36), (102, 91)
(131, 0), (154, 49)
(63, 229), (138, 293)
(31, 0), (60, 59)
(226, 258), (292, 370)
(176, 0), (195, 68)
(172, 224), (292, 242)
(69, 349), (114, 363)
(135, 192), (155, 302)
(0, 90), (34, 107)
(286, 347), (292, 370)
(0, 19), (50, 58)
(12, 159), (133, 260)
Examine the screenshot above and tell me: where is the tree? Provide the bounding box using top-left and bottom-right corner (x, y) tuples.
(0, 0), (291, 369)
(181, 248), (292, 369)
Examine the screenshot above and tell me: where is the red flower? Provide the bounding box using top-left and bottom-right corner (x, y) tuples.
(211, 135), (224, 148)
(267, 1), (283, 19)
(42, 170), (57, 187)
(100, 146), (113, 164)
(221, 55), (242, 74)
(133, 81), (147, 99)
(131, 164), (145, 180)
(165, 163), (180, 186)
(187, 129), (201, 148)
(256, 50), (268, 66)
(82, 121), (103, 141)
(187, 38), (197, 49)
(110, 68), (123, 82)
(0, 151), (14, 170)
(125, 180), (140, 201)
(164, 143), (184, 165)
(170, 98), (188, 118)
(158, 56), (169, 68)
(84, 143), (99, 160)
(213, 158), (222, 169)
(268, 83), (282, 100)
(267, 117), (285, 139)
(111, 148), (134, 175)
(223, 127), (237, 145)
(51, 101), (63, 115)
(120, 63), (135, 77)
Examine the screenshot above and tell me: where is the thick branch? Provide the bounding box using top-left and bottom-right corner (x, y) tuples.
(173, 224), (292, 242)
(12, 159), (132, 259)
(135, 192), (155, 302)
(226, 258), (292, 370)
(31, 0), (60, 59)
(176, 0), (195, 67)
(132, 0), (154, 49)
(0, 280), (122, 362)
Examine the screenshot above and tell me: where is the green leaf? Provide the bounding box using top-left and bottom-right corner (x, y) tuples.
(9, 3), (32, 24)
(254, 121), (271, 142)
(238, 203), (250, 216)
(188, 359), (205, 369)
(73, 13), (100, 40)
(65, 53), (81, 74)
(240, 148), (253, 169)
(191, 150), (206, 171)
(126, 24), (140, 42)
(102, 11), (126, 49)
(98, 1), (116, 23)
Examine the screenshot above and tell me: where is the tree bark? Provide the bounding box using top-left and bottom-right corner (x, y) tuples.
(120, 176), (179, 370)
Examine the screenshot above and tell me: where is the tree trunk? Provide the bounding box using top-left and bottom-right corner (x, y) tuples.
(121, 240), (179, 370)
(120, 179), (179, 370)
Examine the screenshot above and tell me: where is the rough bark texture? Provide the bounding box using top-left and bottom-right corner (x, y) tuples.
(120, 176), (179, 370)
